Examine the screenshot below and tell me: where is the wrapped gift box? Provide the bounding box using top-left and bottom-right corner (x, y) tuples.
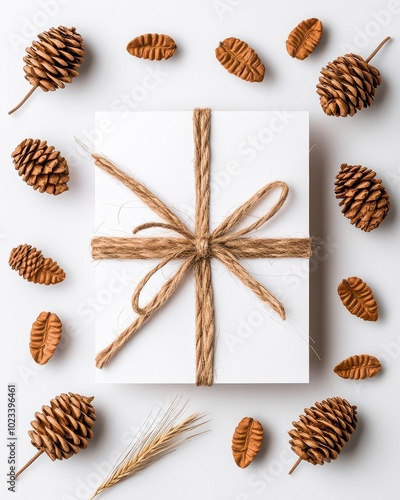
(94, 110), (309, 384)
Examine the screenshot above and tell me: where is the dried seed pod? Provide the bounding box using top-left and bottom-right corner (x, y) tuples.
(9, 26), (84, 115)
(288, 397), (357, 474)
(16, 393), (96, 479)
(9, 244), (66, 285)
(12, 138), (70, 195)
(316, 37), (390, 117)
(215, 37), (265, 82)
(30, 312), (62, 365)
(286, 18), (323, 60)
(334, 354), (381, 380)
(337, 276), (378, 321)
(335, 163), (389, 232)
(232, 417), (263, 468)
(127, 33), (177, 60)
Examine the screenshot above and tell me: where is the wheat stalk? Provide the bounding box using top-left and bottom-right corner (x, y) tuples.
(90, 397), (208, 498)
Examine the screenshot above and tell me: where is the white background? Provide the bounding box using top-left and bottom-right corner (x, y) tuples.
(1, 1), (399, 499)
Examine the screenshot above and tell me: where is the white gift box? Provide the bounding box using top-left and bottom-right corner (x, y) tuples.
(94, 110), (309, 384)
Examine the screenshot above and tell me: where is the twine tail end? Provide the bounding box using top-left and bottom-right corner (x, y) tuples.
(95, 351), (108, 369)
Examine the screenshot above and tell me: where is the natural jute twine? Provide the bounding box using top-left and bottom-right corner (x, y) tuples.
(90, 108), (311, 386)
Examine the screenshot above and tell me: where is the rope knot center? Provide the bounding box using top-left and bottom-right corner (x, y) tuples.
(195, 236), (211, 259)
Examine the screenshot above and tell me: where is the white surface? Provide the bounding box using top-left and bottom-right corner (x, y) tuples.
(0, 0), (399, 499)
(95, 111), (309, 383)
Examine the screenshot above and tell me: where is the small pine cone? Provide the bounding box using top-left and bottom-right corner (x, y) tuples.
(8, 244), (44, 281)
(24, 26), (84, 92)
(28, 393), (96, 461)
(12, 139), (69, 195)
(289, 397), (357, 470)
(335, 163), (390, 232)
(9, 244), (66, 285)
(316, 53), (381, 117)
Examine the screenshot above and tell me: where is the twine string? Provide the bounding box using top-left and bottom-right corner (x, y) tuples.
(193, 108), (215, 387)
(91, 108), (312, 385)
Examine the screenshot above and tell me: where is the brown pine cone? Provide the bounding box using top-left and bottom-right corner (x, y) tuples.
(9, 244), (66, 285)
(9, 26), (84, 114)
(316, 53), (381, 117)
(288, 397), (357, 471)
(9, 244), (44, 281)
(335, 163), (390, 232)
(12, 139), (69, 195)
(28, 393), (96, 461)
(24, 26), (84, 92)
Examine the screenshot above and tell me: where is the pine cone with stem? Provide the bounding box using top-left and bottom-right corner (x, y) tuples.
(335, 163), (390, 232)
(9, 26), (84, 115)
(29, 393), (96, 460)
(9, 244), (66, 285)
(16, 393), (96, 479)
(288, 397), (357, 474)
(12, 139), (70, 195)
(316, 37), (390, 117)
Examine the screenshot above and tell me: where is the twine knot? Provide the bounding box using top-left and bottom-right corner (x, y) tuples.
(195, 237), (211, 259)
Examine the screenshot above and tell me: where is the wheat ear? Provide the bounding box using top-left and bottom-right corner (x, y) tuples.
(90, 397), (209, 498)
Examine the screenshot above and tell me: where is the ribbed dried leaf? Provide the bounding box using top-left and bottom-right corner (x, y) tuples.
(232, 417), (263, 468)
(216, 37), (265, 82)
(34, 257), (66, 285)
(286, 18), (323, 60)
(127, 33), (177, 60)
(30, 312), (62, 365)
(337, 277), (378, 321)
(334, 354), (381, 380)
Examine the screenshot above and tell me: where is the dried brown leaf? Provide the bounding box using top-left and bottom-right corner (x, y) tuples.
(30, 312), (62, 365)
(286, 18), (323, 60)
(127, 33), (177, 60)
(337, 276), (378, 321)
(334, 354), (381, 380)
(232, 417), (263, 468)
(34, 257), (66, 285)
(216, 37), (265, 82)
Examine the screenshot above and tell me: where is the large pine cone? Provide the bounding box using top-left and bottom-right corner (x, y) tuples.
(316, 53), (381, 117)
(289, 397), (357, 468)
(9, 244), (66, 285)
(24, 26), (84, 92)
(12, 139), (69, 195)
(335, 163), (390, 232)
(28, 393), (96, 461)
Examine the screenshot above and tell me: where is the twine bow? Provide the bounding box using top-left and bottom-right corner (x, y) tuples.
(90, 108), (311, 386)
